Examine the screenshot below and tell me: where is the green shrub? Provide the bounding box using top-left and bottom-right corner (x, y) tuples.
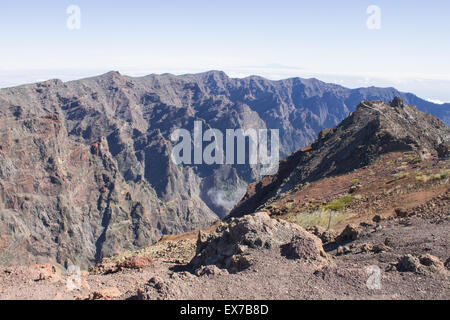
(410, 157), (423, 164)
(416, 170), (449, 182)
(393, 171), (409, 180)
(440, 169), (450, 178)
(416, 175), (429, 182)
(323, 194), (353, 212)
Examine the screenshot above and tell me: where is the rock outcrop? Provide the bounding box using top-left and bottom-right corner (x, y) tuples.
(397, 254), (446, 275)
(190, 212), (327, 273)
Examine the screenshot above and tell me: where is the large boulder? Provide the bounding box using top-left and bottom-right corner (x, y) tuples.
(397, 254), (446, 275)
(117, 256), (153, 270)
(419, 254), (445, 272)
(397, 254), (423, 273)
(190, 212), (327, 273)
(308, 226), (338, 244)
(281, 235), (327, 261)
(336, 224), (362, 244)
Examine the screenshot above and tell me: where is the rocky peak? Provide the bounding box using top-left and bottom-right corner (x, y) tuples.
(102, 71), (123, 79)
(390, 96), (405, 108)
(355, 99), (449, 158)
(230, 98), (450, 217)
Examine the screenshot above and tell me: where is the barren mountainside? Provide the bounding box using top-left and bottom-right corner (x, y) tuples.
(0, 71), (449, 268)
(230, 98), (450, 217)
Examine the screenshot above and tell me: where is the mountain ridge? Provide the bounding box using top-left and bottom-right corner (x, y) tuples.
(230, 97), (450, 217)
(0, 71), (449, 267)
(4, 70), (448, 124)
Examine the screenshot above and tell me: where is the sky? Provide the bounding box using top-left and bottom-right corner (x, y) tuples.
(1, 0), (450, 102)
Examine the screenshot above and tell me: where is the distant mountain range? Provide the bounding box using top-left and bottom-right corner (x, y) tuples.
(0, 70), (448, 267)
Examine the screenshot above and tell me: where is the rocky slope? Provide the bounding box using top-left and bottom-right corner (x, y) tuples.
(0, 112), (215, 268)
(230, 98), (450, 217)
(0, 210), (448, 300)
(0, 71), (449, 267)
(0, 95), (448, 300)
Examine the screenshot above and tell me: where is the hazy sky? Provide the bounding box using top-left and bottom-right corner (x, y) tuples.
(1, 0), (450, 102)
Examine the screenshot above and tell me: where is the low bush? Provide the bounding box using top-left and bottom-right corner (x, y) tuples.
(323, 194), (353, 212)
(393, 171), (409, 180)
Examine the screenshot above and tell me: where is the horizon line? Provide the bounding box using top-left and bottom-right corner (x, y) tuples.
(0, 68), (449, 104)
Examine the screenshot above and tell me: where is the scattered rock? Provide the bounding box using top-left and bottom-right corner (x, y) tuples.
(29, 264), (61, 283)
(336, 225), (362, 244)
(281, 235), (327, 261)
(90, 256), (153, 275)
(195, 265), (229, 277)
(80, 279), (90, 291)
(444, 258), (450, 269)
(360, 243), (374, 253)
(419, 254), (445, 272)
(372, 244), (392, 253)
(360, 221), (376, 228)
(137, 276), (180, 300)
(148, 276), (166, 291)
(372, 215), (382, 223)
(117, 256), (153, 270)
(396, 254), (445, 274)
(395, 208), (409, 218)
(374, 225), (383, 232)
(226, 255), (252, 274)
(53, 292), (63, 300)
(397, 255), (422, 273)
(308, 226), (337, 244)
(321, 231), (338, 244)
(90, 263), (118, 275)
(336, 246), (352, 256)
(88, 287), (121, 300)
(384, 236), (394, 246)
(137, 287), (151, 300)
(236, 244), (249, 254)
(170, 271), (195, 280)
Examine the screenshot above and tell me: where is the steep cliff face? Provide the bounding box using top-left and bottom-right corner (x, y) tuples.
(0, 112), (217, 268)
(230, 98), (450, 217)
(0, 71), (448, 267)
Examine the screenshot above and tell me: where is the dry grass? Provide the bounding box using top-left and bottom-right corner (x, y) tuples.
(416, 169), (450, 183)
(393, 171), (409, 180)
(288, 209), (350, 230)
